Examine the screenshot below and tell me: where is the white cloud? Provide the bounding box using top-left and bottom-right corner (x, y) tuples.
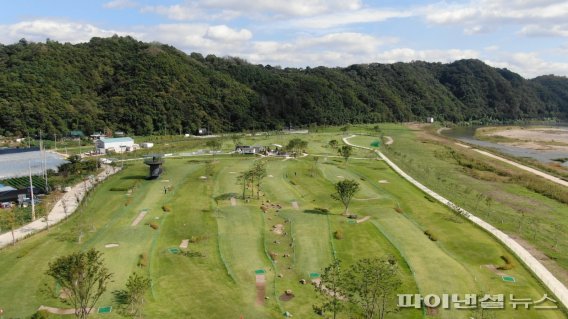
(103, 0), (137, 9)
(287, 8), (412, 29)
(376, 48), (480, 64)
(422, 0), (568, 35)
(520, 24), (568, 37)
(485, 51), (568, 78)
(205, 25), (252, 42)
(201, 0), (362, 17)
(0, 19), (133, 44)
(140, 0), (366, 21)
(140, 4), (202, 20)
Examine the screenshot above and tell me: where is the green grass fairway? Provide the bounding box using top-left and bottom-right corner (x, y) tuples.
(0, 129), (566, 319)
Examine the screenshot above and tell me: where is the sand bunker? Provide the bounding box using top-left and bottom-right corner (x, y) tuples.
(336, 175), (344, 178)
(378, 180), (389, 184)
(104, 243), (119, 248)
(230, 197), (237, 206)
(180, 239), (189, 249)
(268, 175), (274, 178)
(131, 210), (148, 226)
(256, 274), (266, 305)
(291, 201), (299, 210)
(38, 306), (93, 315)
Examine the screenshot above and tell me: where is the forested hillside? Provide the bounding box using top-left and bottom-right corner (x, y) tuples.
(0, 36), (567, 136)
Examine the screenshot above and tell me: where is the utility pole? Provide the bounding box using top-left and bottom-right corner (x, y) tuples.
(54, 133), (57, 151)
(28, 160), (36, 221)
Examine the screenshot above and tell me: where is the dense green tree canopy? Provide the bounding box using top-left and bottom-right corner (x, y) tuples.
(1, 36), (567, 137)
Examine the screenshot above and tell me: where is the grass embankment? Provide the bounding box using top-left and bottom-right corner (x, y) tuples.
(371, 124), (568, 286)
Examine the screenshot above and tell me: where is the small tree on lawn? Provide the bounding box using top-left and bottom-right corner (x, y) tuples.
(46, 249), (113, 319)
(237, 170), (253, 199)
(338, 145), (353, 162)
(329, 140), (339, 149)
(314, 259), (346, 319)
(286, 138), (308, 157)
(332, 179), (360, 215)
(252, 161), (267, 199)
(205, 139), (222, 151)
(124, 273), (151, 318)
(343, 256), (402, 319)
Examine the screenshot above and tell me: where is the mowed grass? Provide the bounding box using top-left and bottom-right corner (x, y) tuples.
(0, 128), (566, 319)
(345, 136), (567, 319)
(370, 124), (568, 285)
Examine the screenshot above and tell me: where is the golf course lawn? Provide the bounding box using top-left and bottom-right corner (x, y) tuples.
(0, 130), (566, 319)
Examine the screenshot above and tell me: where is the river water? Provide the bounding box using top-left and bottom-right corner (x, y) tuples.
(0, 151), (67, 179)
(442, 124), (568, 167)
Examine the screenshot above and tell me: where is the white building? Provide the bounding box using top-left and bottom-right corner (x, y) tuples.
(140, 142), (154, 149)
(95, 137), (135, 154)
(426, 117), (435, 123)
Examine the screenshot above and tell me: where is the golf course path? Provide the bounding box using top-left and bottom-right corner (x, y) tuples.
(0, 165), (119, 249)
(343, 135), (568, 310)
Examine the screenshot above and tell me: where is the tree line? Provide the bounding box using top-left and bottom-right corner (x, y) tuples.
(1, 36), (567, 137)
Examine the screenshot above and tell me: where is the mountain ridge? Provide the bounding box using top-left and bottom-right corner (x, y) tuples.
(0, 36), (567, 136)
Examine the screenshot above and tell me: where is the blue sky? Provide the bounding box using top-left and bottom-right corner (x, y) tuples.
(1, 0), (568, 78)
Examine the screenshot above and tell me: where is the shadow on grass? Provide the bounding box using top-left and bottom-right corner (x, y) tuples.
(303, 208), (329, 215)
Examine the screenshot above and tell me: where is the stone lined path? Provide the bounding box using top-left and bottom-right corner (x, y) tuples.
(343, 135), (568, 310)
(0, 165), (119, 249)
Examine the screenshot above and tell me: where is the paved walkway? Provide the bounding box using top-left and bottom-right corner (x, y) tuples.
(343, 135), (568, 309)
(0, 165), (120, 249)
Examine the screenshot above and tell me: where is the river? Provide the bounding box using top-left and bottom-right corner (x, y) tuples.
(442, 124), (568, 167)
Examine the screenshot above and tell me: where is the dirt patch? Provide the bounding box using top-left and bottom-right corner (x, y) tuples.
(455, 142), (471, 149)
(131, 210), (148, 226)
(179, 239), (189, 249)
(279, 293), (295, 301)
(230, 197), (237, 206)
(256, 274), (266, 305)
(272, 224), (284, 235)
(509, 235), (568, 285)
(104, 243), (119, 248)
(291, 201), (299, 210)
(356, 216), (371, 224)
(426, 306), (439, 316)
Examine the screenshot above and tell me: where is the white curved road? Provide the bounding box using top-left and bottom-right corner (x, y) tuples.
(343, 135), (568, 310)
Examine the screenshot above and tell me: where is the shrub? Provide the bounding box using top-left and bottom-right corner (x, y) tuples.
(31, 310), (50, 319)
(314, 207), (330, 213)
(424, 230), (438, 241)
(334, 229), (344, 240)
(162, 205), (171, 212)
(394, 207), (403, 214)
(109, 187), (129, 191)
(497, 255), (515, 270)
(149, 222), (159, 230)
(138, 253), (148, 268)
